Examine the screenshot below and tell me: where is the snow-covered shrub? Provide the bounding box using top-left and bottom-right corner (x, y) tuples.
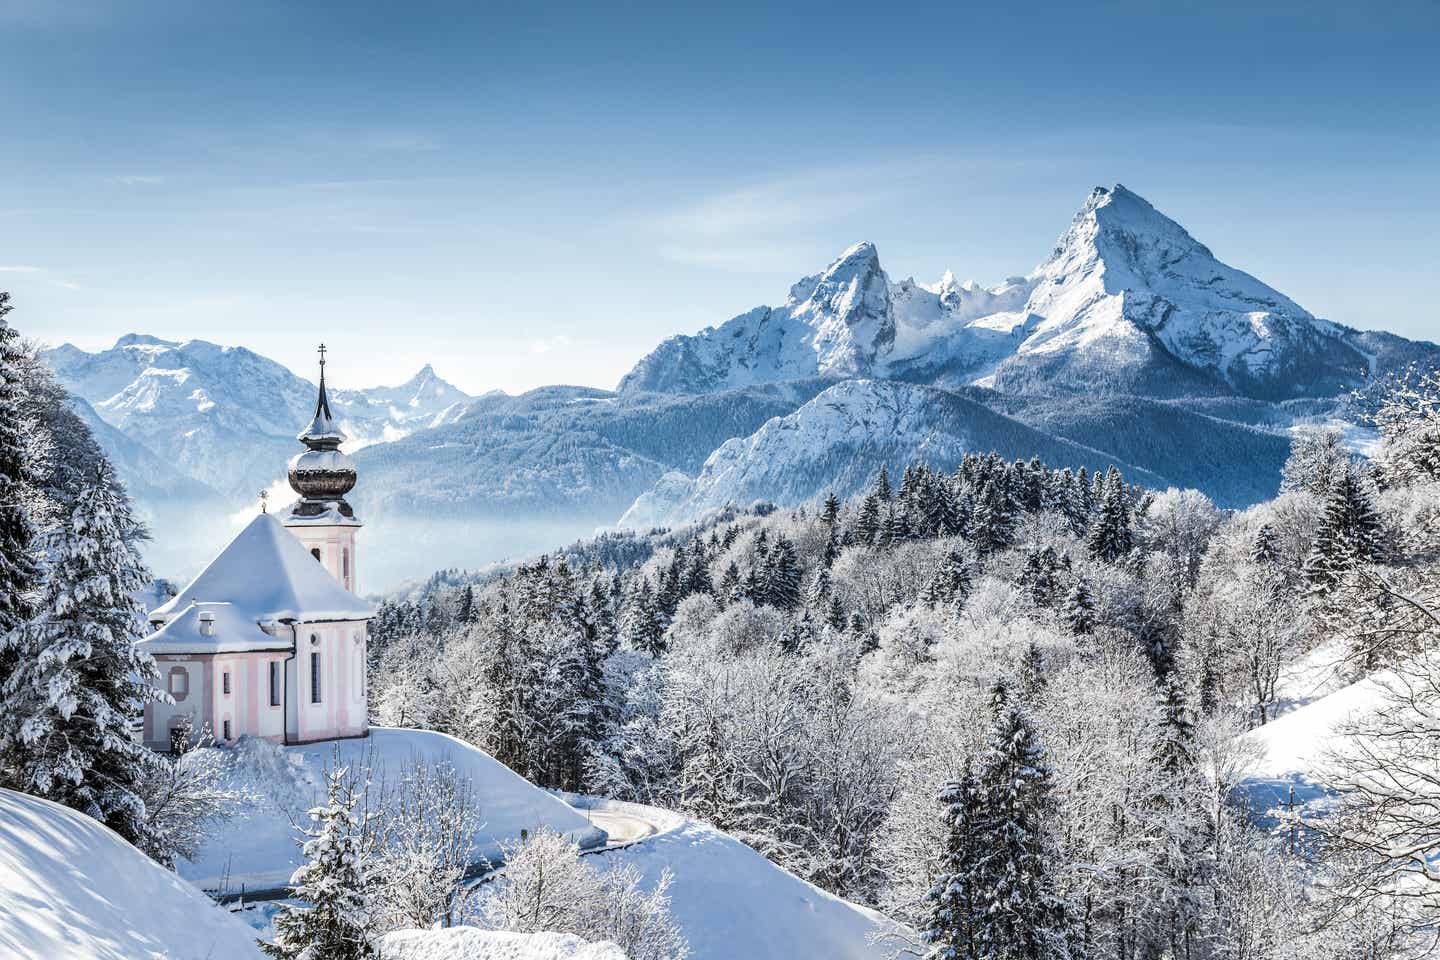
(480, 828), (688, 960)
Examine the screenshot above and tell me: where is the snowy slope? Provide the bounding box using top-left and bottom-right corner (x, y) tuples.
(619, 379), (1167, 528)
(381, 929), (627, 960)
(575, 798), (894, 960)
(185, 728), (603, 892)
(0, 788), (264, 960)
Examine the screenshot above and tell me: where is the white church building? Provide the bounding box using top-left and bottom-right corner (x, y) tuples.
(137, 349), (373, 751)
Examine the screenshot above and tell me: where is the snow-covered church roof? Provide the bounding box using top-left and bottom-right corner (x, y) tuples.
(148, 513), (374, 627)
(137, 601), (292, 655)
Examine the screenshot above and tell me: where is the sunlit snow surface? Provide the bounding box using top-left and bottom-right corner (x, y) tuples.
(0, 788), (264, 960)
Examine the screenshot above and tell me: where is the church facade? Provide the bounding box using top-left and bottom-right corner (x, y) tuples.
(137, 350), (373, 751)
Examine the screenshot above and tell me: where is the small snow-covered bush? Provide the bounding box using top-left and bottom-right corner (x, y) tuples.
(480, 828), (688, 960)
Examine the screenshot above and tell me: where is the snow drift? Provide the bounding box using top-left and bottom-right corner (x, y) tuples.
(0, 787), (264, 960)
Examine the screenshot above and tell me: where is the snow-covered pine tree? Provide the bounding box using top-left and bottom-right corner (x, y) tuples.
(719, 561), (741, 606)
(856, 492), (882, 545)
(263, 764), (378, 960)
(922, 547), (973, 609)
(764, 535), (802, 611)
(920, 772), (983, 959)
(0, 293), (41, 654)
(1249, 522), (1279, 566)
(620, 578), (666, 656)
(875, 464), (893, 503)
(822, 491), (841, 528)
(966, 684), (1075, 960)
(1086, 466), (1134, 563)
(1304, 467), (1385, 594)
(0, 460), (166, 851)
(1062, 580), (1095, 635)
(1280, 425), (1352, 497)
(970, 478), (1015, 557)
(1018, 640), (1047, 704)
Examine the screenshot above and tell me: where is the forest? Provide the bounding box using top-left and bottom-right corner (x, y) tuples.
(370, 367), (1440, 959)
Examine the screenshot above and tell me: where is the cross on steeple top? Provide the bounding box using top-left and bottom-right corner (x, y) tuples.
(318, 343), (327, 369)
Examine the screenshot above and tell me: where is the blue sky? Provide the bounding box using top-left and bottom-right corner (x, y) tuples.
(3, 0), (1436, 393)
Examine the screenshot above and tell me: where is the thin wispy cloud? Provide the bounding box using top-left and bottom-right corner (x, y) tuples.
(646, 159), (938, 272)
(0, 264), (80, 290)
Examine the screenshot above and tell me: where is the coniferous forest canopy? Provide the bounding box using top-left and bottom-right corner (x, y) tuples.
(5, 275), (1440, 960)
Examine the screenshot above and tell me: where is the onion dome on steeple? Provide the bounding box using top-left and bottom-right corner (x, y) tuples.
(287, 343), (357, 518)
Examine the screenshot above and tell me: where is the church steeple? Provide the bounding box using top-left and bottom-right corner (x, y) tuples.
(287, 344), (357, 519)
(298, 342), (345, 449)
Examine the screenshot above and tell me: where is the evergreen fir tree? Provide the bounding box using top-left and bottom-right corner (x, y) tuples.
(719, 561), (741, 606)
(454, 584), (476, 624)
(1062, 581), (1095, 636)
(1018, 640), (1047, 704)
(826, 596), (847, 632)
(685, 545), (714, 596)
(0, 461), (165, 851)
(263, 765), (378, 959)
(619, 579), (666, 656)
(1304, 467), (1385, 594)
(920, 772), (984, 959)
(1249, 523), (1279, 566)
(965, 685), (1075, 960)
(764, 536), (802, 611)
(923, 547), (973, 609)
(856, 493), (882, 545)
(1086, 467), (1134, 563)
(0, 293), (41, 677)
(969, 478), (1015, 557)
(821, 491), (841, 528)
(875, 464), (893, 502)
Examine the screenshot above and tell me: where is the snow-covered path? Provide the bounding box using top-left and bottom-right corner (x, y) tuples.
(563, 796), (896, 960)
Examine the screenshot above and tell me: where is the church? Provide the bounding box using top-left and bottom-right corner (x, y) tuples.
(137, 349), (373, 751)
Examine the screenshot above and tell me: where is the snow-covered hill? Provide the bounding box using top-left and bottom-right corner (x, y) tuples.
(620, 185), (1427, 401)
(186, 728), (604, 893)
(0, 787), (264, 960)
(619, 379), (1168, 528)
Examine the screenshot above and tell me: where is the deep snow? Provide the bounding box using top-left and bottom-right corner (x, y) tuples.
(569, 797), (896, 960)
(0, 788), (264, 960)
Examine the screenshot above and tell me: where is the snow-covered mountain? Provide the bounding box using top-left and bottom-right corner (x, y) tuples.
(43, 335), (471, 502)
(621, 185), (1423, 401)
(619, 379), (1169, 528)
(619, 242), (1033, 394)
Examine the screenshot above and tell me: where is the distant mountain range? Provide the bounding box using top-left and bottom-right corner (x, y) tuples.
(41, 185), (1440, 586)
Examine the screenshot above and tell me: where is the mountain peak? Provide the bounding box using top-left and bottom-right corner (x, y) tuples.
(114, 333), (178, 350)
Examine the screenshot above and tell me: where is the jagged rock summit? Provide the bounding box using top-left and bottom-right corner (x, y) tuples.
(620, 184), (1396, 401)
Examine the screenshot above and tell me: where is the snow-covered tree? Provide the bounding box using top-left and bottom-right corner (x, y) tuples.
(0, 293), (41, 662)
(0, 461), (165, 850)
(1086, 467), (1134, 563)
(372, 758), (484, 930)
(1280, 425), (1354, 496)
(264, 764), (379, 959)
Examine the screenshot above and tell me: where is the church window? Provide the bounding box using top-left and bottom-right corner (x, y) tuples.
(222, 719), (231, 741)
(311, 651), (322, 703)
(342, 548), (350, 585)
(222, 671), (231, 695)
(168, 667), (188, 701)
(311, 547), (321, 563)
(270, 661), (281, 706)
